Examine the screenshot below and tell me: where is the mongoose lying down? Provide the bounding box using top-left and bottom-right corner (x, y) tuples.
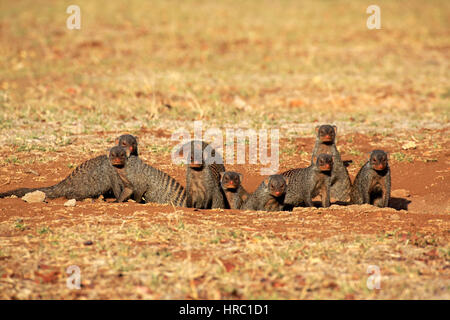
(0, 134), (138, 201)
(109, 146), (187, 207)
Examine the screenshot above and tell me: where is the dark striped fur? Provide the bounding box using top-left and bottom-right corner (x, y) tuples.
(181, 140), (226, 209)
(281, 154), (333, 208)
(0, 155), (123, 201)
(117, 156), (186, 207)
(241, 175), (287, 212)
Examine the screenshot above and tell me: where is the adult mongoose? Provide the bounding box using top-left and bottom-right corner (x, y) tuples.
(281, 153), (333, 208)
(177, 140), (226, 209)
(310, 124), (352, 201)
(0, 134), (138, 201)
(350, 149), (391, 208)
(110, 146), (187, 206)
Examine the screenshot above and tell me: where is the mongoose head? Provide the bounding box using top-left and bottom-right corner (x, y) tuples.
(264, 174), (288, 198)
(220, 171), (242, 191)
(314, 153), (333, 172)
(109, 146), (130, 168)
(115, 134), (138, 156)
(369, 150), (388, 171)
(315, 124), (337, 144)
(177, 140), (221, 169)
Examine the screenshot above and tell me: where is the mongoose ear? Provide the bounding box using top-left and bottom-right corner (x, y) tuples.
(263, 177), (270, 186)
(175, 143), (188, 159)
(133, 135), (139, 142)
(332, 125), (337, 134)
(315, 125), (320, 134)
(115, 138), (119, 145)
(238, 173), (243, 182)
(284, 177), (289, 185)
(385, 152), (389, 160)
(312, 155), (317, 164)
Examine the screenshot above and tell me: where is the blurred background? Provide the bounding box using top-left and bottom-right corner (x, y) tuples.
(0, 0), (448, 139)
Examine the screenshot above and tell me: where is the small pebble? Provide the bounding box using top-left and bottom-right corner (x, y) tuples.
(64, 199), (76, 207)
(22, 191), (46, 203)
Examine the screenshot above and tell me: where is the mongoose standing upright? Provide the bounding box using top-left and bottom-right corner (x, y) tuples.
(220, 171), (249, 209)
(0, 134), (138, 201)
(177, 140), (226, 209)
(109, 146), (187, 206)
(310, 124), (352, 201)
(241, 174), (288, 212)
(281, 153), (333, 208)
(350, 150), (391, 207)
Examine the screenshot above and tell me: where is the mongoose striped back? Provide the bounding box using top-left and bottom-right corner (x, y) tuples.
(279, 154), (333, 208)
(281, 168), (302, 179)
(123, 156), (187, 207)
(209, 163), (226, 181)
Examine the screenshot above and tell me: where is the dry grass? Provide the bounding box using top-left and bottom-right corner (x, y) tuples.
(1, 204), (449, 299)
(0, 0), (449, 300)
(1, 0), (449, 143)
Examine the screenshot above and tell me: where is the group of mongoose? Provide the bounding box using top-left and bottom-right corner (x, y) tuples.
(0, 125), (391, 211)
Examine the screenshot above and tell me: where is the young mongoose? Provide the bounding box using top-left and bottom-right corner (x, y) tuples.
(241, 174), (288, 212)
(177, 140), (226, 209)
(110, 146), (187, 206)
(310, 124), (352, 201)
(0, 134), (138, 201)
(350, 150), (391, 208)
(281, 153), (333, 208)
(220, 171), (249, 209)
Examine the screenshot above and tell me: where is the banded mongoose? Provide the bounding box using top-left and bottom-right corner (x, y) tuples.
(177, 140), (226, 209)
(116, 134), (138, 156)
(350, 150), (391, 208)
(110, 146), (187, 206)
(281, 153), (333, 208)
(311, 124), (352, 201)
(0, 134), (137, 201)
(220, 171), (249, 209)
(241, 174), (287, 212)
